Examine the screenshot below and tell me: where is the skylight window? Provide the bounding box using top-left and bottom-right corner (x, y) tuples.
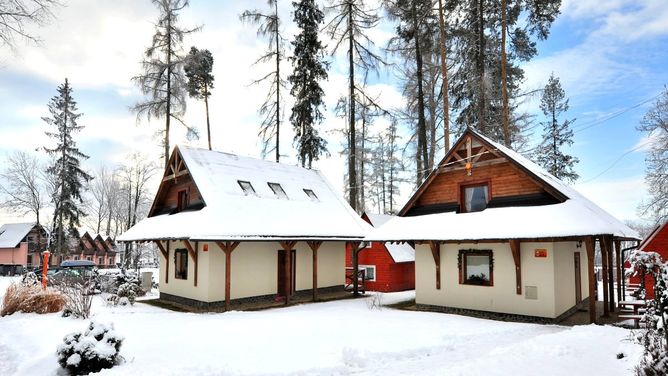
(238, 180), (256, 196)
(268, 182), (288, 199)
(303, 189), (318, 201)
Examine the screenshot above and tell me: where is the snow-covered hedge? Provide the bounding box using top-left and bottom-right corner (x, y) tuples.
(57, 321), (124, 375)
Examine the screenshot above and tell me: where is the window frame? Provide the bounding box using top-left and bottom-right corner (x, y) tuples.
(177, 189), (189, 212)
(237, 180), (257, 196)
(268, 182), (288, 199)
(359, 264), (376, 282)
(459, 181), (491, 213)
(458, 249), (494, 287)
(303, 189), (319, 201)
(174, 248), (188, 280)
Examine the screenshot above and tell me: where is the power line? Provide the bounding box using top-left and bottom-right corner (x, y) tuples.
(573, 94), (660, 134)
(579, 139), (653, 183)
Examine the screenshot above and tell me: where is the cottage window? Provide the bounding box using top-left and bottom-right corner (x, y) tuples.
(177, 190), (189, 212)
(74, 255), (79, 261)
(459, 249), (493, 286)
(86, 256), (92, 261)
(359, 265), (376, 281)
(98, 257), (103, 265)
(238, 180), (256, 196)
(303, 189), (318, 201)
(108, 257), (114, 265)
(174, 249), (188, 280)
(268, 183), (288, 199)
(461, 184), (489, 212)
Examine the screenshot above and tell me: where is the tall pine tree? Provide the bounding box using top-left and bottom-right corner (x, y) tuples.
(241, 0), (285, 162)
(132, 0), (199, 167)
(535, 74), (578, 182)
(288, 0), (328, 168)
(184, 47), (215, 150)
(43, 79), (92, 256)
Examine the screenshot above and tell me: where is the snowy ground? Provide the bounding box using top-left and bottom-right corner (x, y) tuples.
(0, 277), (642, 375)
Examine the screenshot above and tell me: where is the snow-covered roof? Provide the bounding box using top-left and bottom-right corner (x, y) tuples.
(365, 213), (415, 263)
(366, 129), (639, 242)
(119, 146), (372, 242)
(0, 223), (36, 248)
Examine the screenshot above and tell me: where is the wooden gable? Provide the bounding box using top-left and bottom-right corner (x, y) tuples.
(79, 232), (96, 254)
(639, 222), (668, 254)
(149, 146), (206, 217)
(400, 129), (566, 217)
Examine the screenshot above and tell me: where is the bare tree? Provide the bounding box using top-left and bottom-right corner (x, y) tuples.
(638, 87), (668, 224)
(0, 151), (48, 224)
(0, 0), (59, 50)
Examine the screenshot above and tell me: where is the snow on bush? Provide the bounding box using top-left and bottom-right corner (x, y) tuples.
(57, 321), (124, 375)
(635, 259), (668, 375)
(117, 282), (139, 305)
(1, 282), (66, 316)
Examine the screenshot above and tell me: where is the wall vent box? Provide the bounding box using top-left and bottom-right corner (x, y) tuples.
(525, 286), (538, 300)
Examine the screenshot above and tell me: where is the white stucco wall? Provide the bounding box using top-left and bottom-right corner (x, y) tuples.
(415, 241), (591, 319)
(158, 240), (346, 303)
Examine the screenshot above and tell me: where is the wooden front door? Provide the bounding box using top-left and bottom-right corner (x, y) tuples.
(574, 252), (582, 303)
(277, 249), (296, 297)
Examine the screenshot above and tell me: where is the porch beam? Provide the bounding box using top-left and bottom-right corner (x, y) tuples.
(615, 239), (622, 305)
(183, 240), (198, 287)
(155, 241), (169, 284)
(279, 241), (297, 305)
(428, 241), (441, 290)
(600, 236), (609, 317)
(509, 239), (522, 295)
(216, 241), (240, 311)
(307, 241), (322, 301)
(585, 236), (596, 324)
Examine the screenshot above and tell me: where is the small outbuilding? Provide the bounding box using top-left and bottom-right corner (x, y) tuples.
(630, 221), (668, 298)
(346, 213), (415, 292)
(365, 128), (639, 323)
(118, 146), (370, 310)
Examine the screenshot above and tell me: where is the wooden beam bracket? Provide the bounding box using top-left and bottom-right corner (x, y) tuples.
(509, 239), (521, 295)
(428, 241), (441, 290)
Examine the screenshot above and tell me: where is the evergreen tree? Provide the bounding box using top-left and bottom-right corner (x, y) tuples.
(132, 0), (199, 167)
(241, 0), (285, 162)
(326, 0), (384, 212)
(184, 47), (215, 150)
(288, 0), (329, 168)
(638, 87), (668, 224)
(43, 79), (92, 256)
(535, 74), (578, 182)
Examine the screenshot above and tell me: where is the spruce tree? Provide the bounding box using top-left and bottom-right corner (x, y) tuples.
(288, 0), (328, 168)
(535, 74), (578, 182)
(43, 79), (92, 256)
(184, 47), (215, 150)
(132, 0), (199, 167)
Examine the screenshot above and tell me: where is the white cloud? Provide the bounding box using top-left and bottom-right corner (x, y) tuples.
(573, 175), (647, 221)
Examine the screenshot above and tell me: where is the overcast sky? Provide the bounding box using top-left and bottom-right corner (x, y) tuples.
(0, 0), (666, 229)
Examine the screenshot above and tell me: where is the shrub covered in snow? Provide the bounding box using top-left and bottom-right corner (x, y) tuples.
(56, 321), (124, 375)
(21, 271), (40, 286)
(117, 282), (139, 305)
(1, 283), (66, 316)
(635, 260), (668, 375)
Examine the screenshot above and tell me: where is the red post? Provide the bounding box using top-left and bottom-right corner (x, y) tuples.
(41, 250), (50, 290)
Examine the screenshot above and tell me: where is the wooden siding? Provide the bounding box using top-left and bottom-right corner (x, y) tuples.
(153, 175), (204, 214)
(345, 241), (415, 292)
(416, 161), (544, 207)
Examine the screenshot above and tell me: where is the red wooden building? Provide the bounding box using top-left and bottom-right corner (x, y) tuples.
(346, 213), (415, 292)
(630, 221), (668, 298)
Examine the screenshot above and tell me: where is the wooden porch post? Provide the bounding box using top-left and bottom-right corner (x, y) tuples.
(605, 236), (615, 312)
(509, 239), (522, 295)
(155, 241), (169, 284)
(428, 241), (441, 290)
(216, 241), (240, 311)
(183, 240), (198, 287)
(615, 239), (622, 304)
(600, 236), (609, 317)
(348, 241), (362, 296)
(585, 236), (596, 324)
(307, 241), (322, 301)
(279, 241), (297, 305)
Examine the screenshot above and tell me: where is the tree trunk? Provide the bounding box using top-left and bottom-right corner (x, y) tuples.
(274, 1), (281, 163)
(205, 84), (211, 150)
(165, 12), (172, 169)
(413, 2), (428, 183)
(437, 0), (450, 152)
(477, 0), (486, 131)
(500, 0), (510, 146)
(347, 3), (358, 212)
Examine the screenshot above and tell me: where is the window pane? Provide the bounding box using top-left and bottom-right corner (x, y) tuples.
(238, 180), (256, 196)
(365, 267), (375, 280)
(303, 189), (318, 201)
(465, 185), (488, 212)
(466, 255), (490, 282)
(268, 183), (288, 199)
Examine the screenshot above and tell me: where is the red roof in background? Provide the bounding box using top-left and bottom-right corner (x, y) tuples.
(638, 221), (668, 254)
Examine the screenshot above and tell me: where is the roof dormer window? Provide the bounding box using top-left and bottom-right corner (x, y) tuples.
(268, 182), (288, 199)
(303, 189), (318, 201)
(238, 180), (256, 196)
